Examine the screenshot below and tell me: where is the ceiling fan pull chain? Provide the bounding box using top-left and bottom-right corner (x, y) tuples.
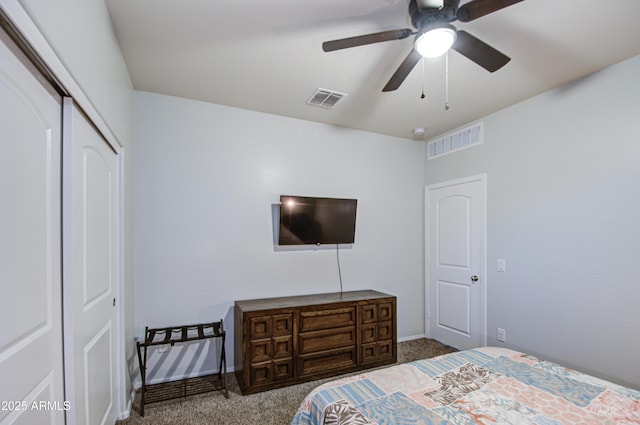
(444, 51), (450, 111)
(421, 58), (426, 99)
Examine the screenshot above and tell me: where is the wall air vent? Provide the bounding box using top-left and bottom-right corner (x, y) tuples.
(306, 88), (347, 109)
(427, 122), (483, 160)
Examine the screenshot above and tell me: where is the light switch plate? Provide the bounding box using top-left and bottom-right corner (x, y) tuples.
(497, 258), (506, 272)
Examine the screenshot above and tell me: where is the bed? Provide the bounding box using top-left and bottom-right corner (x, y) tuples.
(291, 347), (640, 425)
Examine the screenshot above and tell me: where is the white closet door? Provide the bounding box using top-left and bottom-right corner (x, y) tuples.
(62, 99), (119, 425)
(0, 29), (65, 425)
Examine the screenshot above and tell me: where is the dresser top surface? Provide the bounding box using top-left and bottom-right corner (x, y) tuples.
(235, 290), (394, 312)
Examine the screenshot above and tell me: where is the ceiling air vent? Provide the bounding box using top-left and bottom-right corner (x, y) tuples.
(427, 122), (483, 160)
(307, 88), (347, 109)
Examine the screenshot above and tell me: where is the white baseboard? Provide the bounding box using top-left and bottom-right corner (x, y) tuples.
(132, 365), (237, 389)
(398, 333), (426, 342)
(118, 387), (136, 420)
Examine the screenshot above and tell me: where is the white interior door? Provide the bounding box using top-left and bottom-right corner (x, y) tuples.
(426, 175), (485, 350)
(62, 99), (119, 425)
(0, 28), (65, 425)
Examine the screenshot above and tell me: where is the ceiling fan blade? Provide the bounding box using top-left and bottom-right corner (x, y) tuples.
(457, 0), (525, 22)
(322, 29), (413, 52)
(382, 49), (422, 92)
(452, 30), (510, 72)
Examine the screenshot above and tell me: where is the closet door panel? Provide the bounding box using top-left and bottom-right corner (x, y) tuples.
(63, 100), (119, 425)
(0, 29), (64, 425)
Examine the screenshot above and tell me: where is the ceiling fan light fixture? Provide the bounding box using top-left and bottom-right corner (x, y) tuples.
(418, 0), (444, 9)
(415, 25), (457, 58)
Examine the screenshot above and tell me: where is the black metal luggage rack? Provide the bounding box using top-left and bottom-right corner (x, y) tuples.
(136, 320), (229, 416)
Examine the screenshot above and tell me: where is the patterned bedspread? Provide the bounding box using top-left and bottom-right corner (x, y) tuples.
(291, 347), (640, 425)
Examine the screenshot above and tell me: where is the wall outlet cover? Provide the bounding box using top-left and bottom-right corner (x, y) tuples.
(497, 328), (506, 342)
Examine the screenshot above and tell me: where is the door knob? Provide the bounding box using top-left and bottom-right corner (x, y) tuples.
(470, 275), (479, 283)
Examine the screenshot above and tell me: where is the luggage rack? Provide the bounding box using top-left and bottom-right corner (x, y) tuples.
(136, 320), (228, 416)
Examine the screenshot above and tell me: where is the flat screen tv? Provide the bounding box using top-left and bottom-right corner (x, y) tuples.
(278, 195), (357, 245)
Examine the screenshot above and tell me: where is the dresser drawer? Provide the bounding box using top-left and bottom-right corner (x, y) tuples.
(249, 316), (272, 340)
(273, 358), (293, 381)
(250, 336), (292, 363)
(378, 302), (393, 321)
(299, 307), (356, 332)
(272, 336), (292, 359)
(250, 361), (272, 386)
(361, 304), (377, 324)
(361, 323), (377, 343)
(377, 320), (393, 340)
(272, 313), (293, 337)
(299, 326), (356, 354)
(250, 339), (272, 364)
(298, 346), (357, 376)
(361, 339), (393, 364)
(249, 313), (293, 340)
(249, 357), (294, 386)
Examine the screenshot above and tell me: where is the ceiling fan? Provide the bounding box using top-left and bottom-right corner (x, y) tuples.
(322, 0), (525, 92)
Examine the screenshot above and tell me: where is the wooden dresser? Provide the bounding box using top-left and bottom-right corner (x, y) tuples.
(234, 290), (397, 394)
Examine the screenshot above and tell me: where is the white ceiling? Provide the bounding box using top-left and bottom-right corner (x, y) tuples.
(106, 0), (640, 140)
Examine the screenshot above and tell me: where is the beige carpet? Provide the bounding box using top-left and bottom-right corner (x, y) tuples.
(118, 338), (455, 425)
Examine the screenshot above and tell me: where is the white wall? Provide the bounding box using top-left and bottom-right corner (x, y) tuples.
(133, 91), (427, 380)
(425, 56), (640, 389)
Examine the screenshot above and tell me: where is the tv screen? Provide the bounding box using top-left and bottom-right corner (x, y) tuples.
(279, 195), (357, 245)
